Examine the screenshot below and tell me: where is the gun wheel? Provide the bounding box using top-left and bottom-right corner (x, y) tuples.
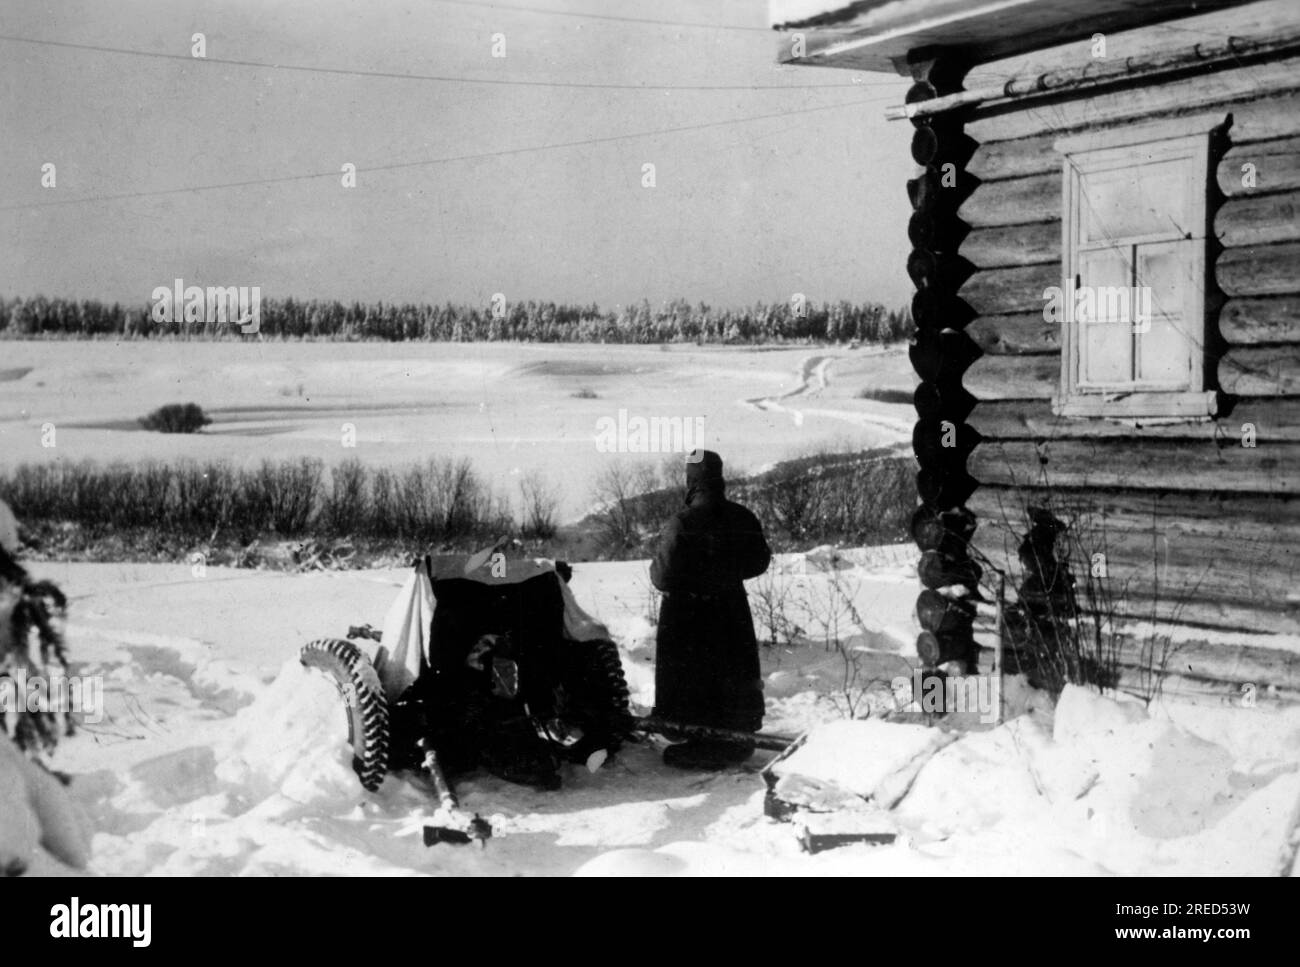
(299, 638), (390, 792)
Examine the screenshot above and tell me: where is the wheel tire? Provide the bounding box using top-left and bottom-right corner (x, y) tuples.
(563, 638), (633, 752)
(299, 638), (390, 792)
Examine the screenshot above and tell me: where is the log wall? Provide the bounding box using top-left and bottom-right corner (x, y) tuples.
(939, 10), (1300, 698)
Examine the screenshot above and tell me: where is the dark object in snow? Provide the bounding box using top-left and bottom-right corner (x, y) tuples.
(634, 714), (797, 753)
(423, 823), (490, 847)
(1, 574), (74, 761)
(662, 738), (755, 771)
(650, 450), (771, 740)
(299, 553), (633, 807)
(798, 825), (897, 855)
(138, 402), (212, 434)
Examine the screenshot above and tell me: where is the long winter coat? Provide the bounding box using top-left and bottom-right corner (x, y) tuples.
(649, 452), (770, 732)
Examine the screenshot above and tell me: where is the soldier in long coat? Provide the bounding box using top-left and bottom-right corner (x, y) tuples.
(650, 450), (771, 769)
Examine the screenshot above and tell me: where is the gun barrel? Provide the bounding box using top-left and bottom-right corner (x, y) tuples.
(632, 715), (796, 752)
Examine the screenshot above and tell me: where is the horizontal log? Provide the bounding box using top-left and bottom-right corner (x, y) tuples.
(1219, 344), (1300, 395)
(913, 418), (982, 469)
(1216, 241), (1300, 297)
(917, 468), (979, 509)
(912, 290), (977, 332)
(1219, 137), (1300, 197)
(971, 94), (1300, 186)
(914, 381), (977, 422)
(966, 313), (1060, 356)
(963, 354), (1060, 401)
(909, 329), (983, 383)
(968, 490), (1300, 634)
(908, 167), (979, 213)
(1102, 644), (1300, 696)
(969, 437), (1300, 493)
(972, 642), (1299, 703)
(1108, 636), (1300, 696)
(911, 126), (978, 169)
(967, 55), (1300, 144)
(960, 263), (1060, 317)
(971, 117), (1300, 189)
(971, 396), (1300, 441)
(1216, 189), (1300, 247)
(962, 221), (1060, 269)
(908, 210), (970, 252)
(969, 486), (1300, 540)
(1219, 295), (1300, 345)
(917, 589), (976, 635)
(907, 250), (975, 291)
(967, 132), (1059, 182)
(958, 173), (1059, 228)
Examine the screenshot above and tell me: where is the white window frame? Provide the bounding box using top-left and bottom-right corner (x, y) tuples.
(1051, 113), (1226, 421)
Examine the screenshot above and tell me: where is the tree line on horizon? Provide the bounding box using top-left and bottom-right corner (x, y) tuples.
(0, 295), (912, 344)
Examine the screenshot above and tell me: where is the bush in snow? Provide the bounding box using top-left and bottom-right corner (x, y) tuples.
(139, 402), (212, 434)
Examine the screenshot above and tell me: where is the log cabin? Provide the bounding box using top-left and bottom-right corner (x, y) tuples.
(771, 0), (1300, 703)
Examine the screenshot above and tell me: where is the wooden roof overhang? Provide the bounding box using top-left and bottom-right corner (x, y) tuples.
(770, 0), (1260, 75)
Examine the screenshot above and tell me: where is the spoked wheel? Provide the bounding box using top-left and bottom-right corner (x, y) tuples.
(299, 638), (390, 792)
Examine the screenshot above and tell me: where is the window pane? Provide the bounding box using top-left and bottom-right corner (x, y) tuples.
(1135, 245), (1186, 321)
(1077, 247), (1132, 385)
(1136, 317), (1192, 385)
(1135, 243), (1193, 385)
(1080, 157), (1190, 242)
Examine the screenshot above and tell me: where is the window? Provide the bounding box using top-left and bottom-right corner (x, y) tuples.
(1052, 114), (1226, 420)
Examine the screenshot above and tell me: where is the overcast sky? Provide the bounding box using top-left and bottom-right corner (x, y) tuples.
(0, 0), (914, 311)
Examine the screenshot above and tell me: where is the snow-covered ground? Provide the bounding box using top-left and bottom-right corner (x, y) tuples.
(6, 547), (1300, 877)
(0, 342), (915, 520)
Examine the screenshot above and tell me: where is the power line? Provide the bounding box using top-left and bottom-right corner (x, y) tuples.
(430, 0), (799, 34)
(0, 94), (896, 212)
(0, 33), (896, 90)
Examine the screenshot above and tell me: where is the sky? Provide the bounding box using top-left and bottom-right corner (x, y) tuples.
(0, 0), (915, 311)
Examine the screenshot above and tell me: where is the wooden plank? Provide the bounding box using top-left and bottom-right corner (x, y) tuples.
(1217, 240), (1300, 297)
(967, 132), (1059, 182)
(962, 0), (1300, 93)
(963, 353), (1060, 401)
(967, 56), (1300, 145)
(967, 488), (1300, 634)
(1219, 137), (1300, 197)
(969, 101), (1300, 185)
(966, 313), (1059, 356)
(972, 396), (1300, 441)
(1110, 635), (1300, 693)
(959, 263), (1060, 316)
(1219, 295), (1300, 345)
(963, 221), (1060, 269)
(969, 486), (1300, 545)
(968, 437), (1300, 493)
(1219, 345), (1300, 395)
(957, 173), (1059, 228)
(1216, 189), (1300, 247)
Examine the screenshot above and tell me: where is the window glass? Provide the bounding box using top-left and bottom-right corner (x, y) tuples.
(1079, 157), (1189, 243)
(1077, 247), (1132, 384)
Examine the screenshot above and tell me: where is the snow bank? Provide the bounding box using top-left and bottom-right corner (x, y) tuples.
(215, 660), (360, 805)
(21, 557), (1300, 877)
(772, 719), (953, 807)
(0, 735), (92, 876)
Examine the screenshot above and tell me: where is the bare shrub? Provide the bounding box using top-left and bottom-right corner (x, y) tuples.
(518, 471), (559, 540)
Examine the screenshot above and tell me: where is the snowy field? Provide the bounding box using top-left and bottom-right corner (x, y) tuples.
(9, 548), (1300, 877)
(0, 341), (915, 519)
